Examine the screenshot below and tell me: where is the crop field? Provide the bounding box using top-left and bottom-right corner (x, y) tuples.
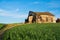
(2, 23), (60, 40)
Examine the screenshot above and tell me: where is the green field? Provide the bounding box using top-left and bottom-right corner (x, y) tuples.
(0, 24), (5, 30)
(2, 23), (60, 40)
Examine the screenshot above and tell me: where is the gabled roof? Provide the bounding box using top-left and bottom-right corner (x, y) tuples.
(34, 12), (54, 16)
(29, 11), (55, 16)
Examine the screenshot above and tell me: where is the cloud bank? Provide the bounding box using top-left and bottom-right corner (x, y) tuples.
(0, 9), (28, 18)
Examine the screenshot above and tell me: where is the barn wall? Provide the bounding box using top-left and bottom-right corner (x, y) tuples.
(36, 15), (56, 23)
(28, 16), (33, 23)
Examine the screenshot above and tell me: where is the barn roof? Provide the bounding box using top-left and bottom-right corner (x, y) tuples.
(34, 12), (54, 16)
(29, 11), (55, 16)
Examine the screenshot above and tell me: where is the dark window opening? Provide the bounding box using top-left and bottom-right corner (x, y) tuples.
(51, 18), (53, 22)
(46, 17), (48, 22)
(32, 16), (36, 23)
(40, 16), (42, 21)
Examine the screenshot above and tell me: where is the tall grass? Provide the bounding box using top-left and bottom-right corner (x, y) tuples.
(2, 23), (60, 40)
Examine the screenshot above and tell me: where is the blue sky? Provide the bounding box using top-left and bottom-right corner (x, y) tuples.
(0, 0), (60, 23)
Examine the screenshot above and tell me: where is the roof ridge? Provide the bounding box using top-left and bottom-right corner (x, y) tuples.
(33, 12), (54, 16)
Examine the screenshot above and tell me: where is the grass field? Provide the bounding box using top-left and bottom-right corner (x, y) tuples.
(2, 23), (60, 40)
(0, 24), (5, 30)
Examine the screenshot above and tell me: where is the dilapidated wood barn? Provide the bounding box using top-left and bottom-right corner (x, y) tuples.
(25, 11), (56, 23)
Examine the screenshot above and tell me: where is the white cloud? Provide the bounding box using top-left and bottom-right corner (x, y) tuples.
(0, 9), (28, 18)
(12, 14), (28, 18)
(0, 9), (3, 12)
